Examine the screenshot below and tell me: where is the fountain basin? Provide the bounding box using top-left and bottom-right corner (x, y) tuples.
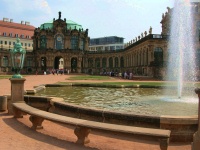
(35, 85), (198, 116)
(22, 93), (198, 142)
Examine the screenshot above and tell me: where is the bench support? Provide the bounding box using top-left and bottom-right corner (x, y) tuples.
(13, 107), (23, 118)
(74, 126), (91, 145)
(29, 116), (44, 130)
(159, 138), (169, 150)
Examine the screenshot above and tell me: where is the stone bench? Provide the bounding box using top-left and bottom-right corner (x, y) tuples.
(12, 102), (171, 150)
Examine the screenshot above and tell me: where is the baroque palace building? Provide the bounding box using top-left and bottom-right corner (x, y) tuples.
(1, 2), (200, 79)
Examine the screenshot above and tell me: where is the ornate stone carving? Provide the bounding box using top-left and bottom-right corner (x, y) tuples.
(141, 32), (143, 38)
(149, 26), (152, 34)
(144, 31), (147, 36)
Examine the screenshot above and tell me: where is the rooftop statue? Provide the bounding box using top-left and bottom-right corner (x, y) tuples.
(149, 26), (152, 34)
(59, 11), (61, 19)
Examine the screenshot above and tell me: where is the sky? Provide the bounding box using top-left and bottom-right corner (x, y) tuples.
(0, 0), (174, 43)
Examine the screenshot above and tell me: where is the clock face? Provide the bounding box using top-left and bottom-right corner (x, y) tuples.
(57, 36), (62, 41)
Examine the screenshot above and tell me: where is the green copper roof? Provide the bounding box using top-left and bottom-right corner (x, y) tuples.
(40, 20), (83, 30)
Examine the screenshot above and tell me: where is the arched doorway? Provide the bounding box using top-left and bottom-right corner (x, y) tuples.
(54, 56), (64, 70)
(71, 57), (77, 73)
(41, 57), (46, 71)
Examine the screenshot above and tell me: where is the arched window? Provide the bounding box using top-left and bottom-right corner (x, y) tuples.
(109, 57), (113, 68)
(120, 57), (124, 68)
(2, 56), (8, 67)
(95, 58), (100, 68)
(102, 58), (107, 68)
(71, 36), (78, 50)
(41, 57), (46, 71)
(40, 35), (47, 49)
(26, 57), (32, 67)
(154, 47), (163, 66)
(115, 57), (119, 67)
(71, 57), (77, 72)
(88, 58), (93, 68)
(80, 38), (85, 50)
(55, 34), (64, 50)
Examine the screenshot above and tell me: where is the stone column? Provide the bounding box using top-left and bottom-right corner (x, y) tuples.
(8, 78), (26, 115)
(192, 88), (200, 150)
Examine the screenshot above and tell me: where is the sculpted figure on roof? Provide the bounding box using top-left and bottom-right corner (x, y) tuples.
(149, 26), (152, 34)
(59, 11), (61, 19)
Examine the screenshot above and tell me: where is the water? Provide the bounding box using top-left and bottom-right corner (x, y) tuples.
(167, 0), (196, 98)
(35, 86), (198, 116)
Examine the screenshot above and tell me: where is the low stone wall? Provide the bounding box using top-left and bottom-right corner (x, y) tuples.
(24, 95), (51, 111)
(50, 98), (160, 128)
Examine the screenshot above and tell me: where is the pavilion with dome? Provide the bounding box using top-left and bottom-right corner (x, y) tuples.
(31, 11), (89, 73)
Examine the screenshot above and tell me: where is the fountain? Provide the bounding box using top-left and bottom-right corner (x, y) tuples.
(167, 1), (200, 149)
(28, 0), (199, 144)
(167, 0), (196, 98)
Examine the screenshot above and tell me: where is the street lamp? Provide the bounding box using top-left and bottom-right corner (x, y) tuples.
(8, 38), (26, 115)
(10, 38), (26, 78)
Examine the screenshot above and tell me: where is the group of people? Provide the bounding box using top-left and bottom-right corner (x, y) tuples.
(121, 72), (133, 80)
(51, 69), (64, 75)
(38, 68), (70, 75)
(101, 71), (134, 80)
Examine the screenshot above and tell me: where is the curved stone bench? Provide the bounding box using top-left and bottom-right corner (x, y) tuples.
(12, 102), (171, 150)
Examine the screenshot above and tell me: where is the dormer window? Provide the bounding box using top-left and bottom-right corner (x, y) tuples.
(21, 34), (24, 38)
(15, 34), (18, 37)
(9, 33), (12, 37)
(3, 32), (6, 36)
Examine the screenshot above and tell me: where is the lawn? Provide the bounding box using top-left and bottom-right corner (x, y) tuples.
(0, 75), (12, 79)
(0, 75), (27, 79)
(64, 75), (200, 87)
(67, 75), (113, 80)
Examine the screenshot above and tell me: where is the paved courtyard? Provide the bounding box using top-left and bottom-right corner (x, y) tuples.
(0, 74), (192, 150)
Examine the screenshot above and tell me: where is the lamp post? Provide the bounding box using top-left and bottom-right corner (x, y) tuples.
(192, 88), (200, 149)
(10, 38), (26, 78)
(8, 38), (26, 115)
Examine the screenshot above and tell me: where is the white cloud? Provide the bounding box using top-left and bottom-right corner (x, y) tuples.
(33, 0), (51, 14)
(1, 0), (51, 15)
(105, 0), (144, 10)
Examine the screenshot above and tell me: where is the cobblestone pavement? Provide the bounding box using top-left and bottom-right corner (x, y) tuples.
(0, 74), (192, 150)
